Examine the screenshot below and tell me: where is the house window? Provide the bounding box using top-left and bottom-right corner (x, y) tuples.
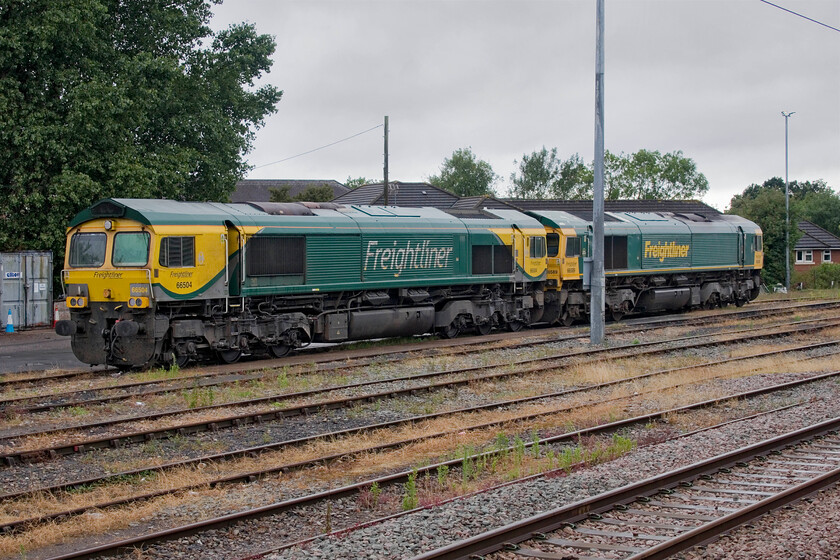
(823, 250), (832, 263)
(796, 250), (813, 264)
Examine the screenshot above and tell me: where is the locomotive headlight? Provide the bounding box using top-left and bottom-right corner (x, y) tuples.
(103, 220), (113, 231)
(128, 297), (150, 309)
(68, 297), (87, 308)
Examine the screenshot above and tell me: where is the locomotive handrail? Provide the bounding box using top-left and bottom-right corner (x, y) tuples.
(144, 268), (154, 302)
(60, 269), (68, 298)
(222, 233), (229, 286)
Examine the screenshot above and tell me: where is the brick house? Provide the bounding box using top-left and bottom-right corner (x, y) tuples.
(794, 220), (840, 271)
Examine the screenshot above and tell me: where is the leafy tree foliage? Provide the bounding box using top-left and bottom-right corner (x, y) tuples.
(506, 148), (708, 201)
(728, 187), (794, 286)
(345, 176), (375, 189)
(0, 0), (281, 262)
(603, 150), (709, 200)
(269, 184), (334, 203)
(509, 148), (591, 199)
(726, 177), (840, 286)
(428, 147), (497, 197)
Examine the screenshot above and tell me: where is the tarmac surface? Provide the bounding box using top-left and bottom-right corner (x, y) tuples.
(0, 327), (97, 374)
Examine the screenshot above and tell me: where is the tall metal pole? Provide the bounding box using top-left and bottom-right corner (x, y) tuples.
(782, 111), (794, 293)
(591, 0), (605, 345)
(383, 115), (390, 206)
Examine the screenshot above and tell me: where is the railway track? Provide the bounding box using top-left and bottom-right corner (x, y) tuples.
(14, 366), (840, 559)
(1, 299), (835, 397)
(0, 304), (828, 414)
(2, 316), (838, 464)
(2, 298), (838, 559)
(411, 417), (840, 560)
(2, 344), (837, 537)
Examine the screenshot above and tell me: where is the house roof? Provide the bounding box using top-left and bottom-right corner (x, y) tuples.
(501, 199), (721, 222)
(231, 179), (349, 203)
(333, 182), (460, 207)
(796, 221), (840, 250)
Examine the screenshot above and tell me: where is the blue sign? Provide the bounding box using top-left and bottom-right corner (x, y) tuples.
(4, 272), (21, 279)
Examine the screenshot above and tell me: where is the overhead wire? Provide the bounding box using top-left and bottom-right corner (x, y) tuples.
(758, 0), (840, 33)
(252, 123), (384, 170)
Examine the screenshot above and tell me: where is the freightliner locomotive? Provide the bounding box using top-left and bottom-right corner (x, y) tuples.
(55, 198), (763, 369)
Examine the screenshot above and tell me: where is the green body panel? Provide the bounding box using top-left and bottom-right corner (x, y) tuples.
(691, 233), (739, 267)
(308, 235), (362, 285)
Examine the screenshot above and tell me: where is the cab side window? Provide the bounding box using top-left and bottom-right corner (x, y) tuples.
(529, 236), (546, 258)
(160, 237), (195, 268)
(565, 237), (581, 258)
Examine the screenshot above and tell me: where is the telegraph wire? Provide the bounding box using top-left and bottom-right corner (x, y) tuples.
(758, 0), (840, 33)
(252, 123), (384, 169)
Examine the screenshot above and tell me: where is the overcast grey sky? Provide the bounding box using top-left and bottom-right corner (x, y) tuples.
(211, 0), (840, 210)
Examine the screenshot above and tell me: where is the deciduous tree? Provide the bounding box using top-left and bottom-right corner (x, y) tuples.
(428, 147), (497, 197)
(509, 148), (591, 200)
(505, 148), (707, 201)
(727, 177), (840, 286)
(0, 0), (281, 263)
(344, 176), (375, 189)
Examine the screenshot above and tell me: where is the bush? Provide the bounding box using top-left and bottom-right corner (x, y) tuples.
(792, 263), (840, 289)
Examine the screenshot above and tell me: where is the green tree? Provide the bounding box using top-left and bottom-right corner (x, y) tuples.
(505, 148), (707, 201)
(428, 147), (497, 197)
(268, 186), (293, 202)
(345, 176), (374, 189)
(604, 149), (709, 200)
(798, 190), (840, 235)
(269, 184), (335, 203)
(727, 183), (802, 286)
(727, 177), (840, 286)
(294, 185), (334, 202)
(509, 148), (591, 199)
(0, 0), (281, 263)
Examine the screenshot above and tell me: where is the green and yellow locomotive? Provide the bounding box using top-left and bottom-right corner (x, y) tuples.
(56, 198), (763, 369)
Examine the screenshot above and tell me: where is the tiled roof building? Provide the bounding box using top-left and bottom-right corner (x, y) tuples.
(794, 221), (840, 270)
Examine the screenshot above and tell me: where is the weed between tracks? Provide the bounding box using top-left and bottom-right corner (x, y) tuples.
(3, 314), (839, 555)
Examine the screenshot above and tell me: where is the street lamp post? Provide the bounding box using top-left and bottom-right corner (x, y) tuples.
(782, 111), (795, 293)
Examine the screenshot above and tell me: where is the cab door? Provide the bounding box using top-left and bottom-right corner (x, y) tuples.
(224, 221), (244, 296)
(560, 230), (582, 280)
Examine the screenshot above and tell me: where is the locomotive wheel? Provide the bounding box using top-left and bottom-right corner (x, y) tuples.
(506, 320), (524, 332)
(269, 344), (291, 358)
(218, 348), (242, 364)
(704, 293), (719, 310)
(439, 323), (460, 339)
(610, 310), (624, 322)
(172, 351), (190, 369)
(475, 322), (492, 336)
(735, 297), (745, 307)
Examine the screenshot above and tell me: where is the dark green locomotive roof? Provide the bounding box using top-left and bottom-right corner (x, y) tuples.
(68, 198), (543, 231)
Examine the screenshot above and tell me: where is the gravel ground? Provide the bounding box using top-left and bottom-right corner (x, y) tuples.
(21, 371), (834, 560)
(679, 483), (840, 560)
(4, 310), (839, 560)
(1, 332), (832, 496)
(259, 379), (840, 560)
